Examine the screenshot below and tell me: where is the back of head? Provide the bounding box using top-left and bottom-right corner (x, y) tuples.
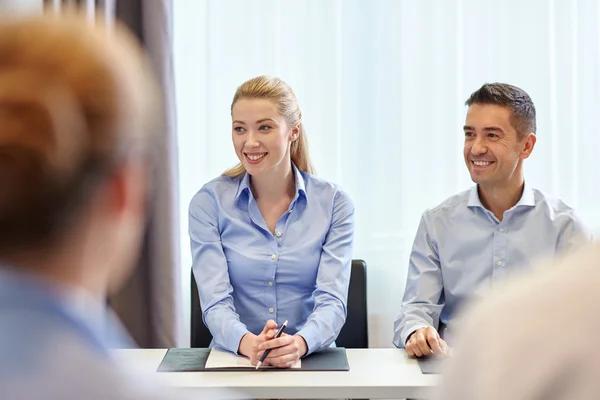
(224, 75), (314, 177)
(465, 82), (537, 138)
(0, 12), (159, 259)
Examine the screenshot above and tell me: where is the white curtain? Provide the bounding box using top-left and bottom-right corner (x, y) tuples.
(174, 0), (600, 348)
(0, 0), (42, 14)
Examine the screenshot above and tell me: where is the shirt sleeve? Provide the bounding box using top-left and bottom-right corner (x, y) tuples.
(189, 188), (249, 353)
(557, 211), (593, 255)
(393, 214), (445, 348)
(296, 190), (355, 355)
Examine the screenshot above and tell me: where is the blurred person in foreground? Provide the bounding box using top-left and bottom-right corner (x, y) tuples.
(0, 12), (207, 400)
(437, 241), (600, 400)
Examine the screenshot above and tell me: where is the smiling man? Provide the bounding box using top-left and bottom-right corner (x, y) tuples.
(393, 83), (591, 358)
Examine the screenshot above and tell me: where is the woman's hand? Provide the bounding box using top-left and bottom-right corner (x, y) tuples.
(238, 320), (278, 366)
(257, 333), (308, 368)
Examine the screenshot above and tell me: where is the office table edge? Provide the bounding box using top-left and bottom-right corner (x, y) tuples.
(112, 348), (440, 399)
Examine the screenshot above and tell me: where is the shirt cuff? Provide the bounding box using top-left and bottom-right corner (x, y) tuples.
(295, 326), (319, 356)
(398, 321), (431, 348)
(224, 322), (250, 355)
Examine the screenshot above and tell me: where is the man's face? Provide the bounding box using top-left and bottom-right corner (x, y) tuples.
(463, 103), (535, 188)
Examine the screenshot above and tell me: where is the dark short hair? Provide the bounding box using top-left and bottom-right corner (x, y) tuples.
(465, 83), (536, 137)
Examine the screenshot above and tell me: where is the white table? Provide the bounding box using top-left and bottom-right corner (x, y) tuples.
(112, 348), (440, 399)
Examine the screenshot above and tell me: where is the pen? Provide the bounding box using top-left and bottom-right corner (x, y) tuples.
(255, 320), (288, 369)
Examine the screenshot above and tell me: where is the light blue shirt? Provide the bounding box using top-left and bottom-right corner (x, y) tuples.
(189, 164), (355, 355)
(393, 183), (591, 347)
(0, 267), (194, 399)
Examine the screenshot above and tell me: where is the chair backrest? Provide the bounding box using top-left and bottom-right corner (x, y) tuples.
(191, 269), (213, 347)
(336, 259), (369, 348)
(190, 259), (369, 348)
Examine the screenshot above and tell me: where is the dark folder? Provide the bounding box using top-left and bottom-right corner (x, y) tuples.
(417, 356), (444, 374)
(157, 347), (350, 372)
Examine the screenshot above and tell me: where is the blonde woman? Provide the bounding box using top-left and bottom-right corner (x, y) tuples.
(189, 76), (355, 368)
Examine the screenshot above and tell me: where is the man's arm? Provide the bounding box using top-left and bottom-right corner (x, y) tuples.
(393, 214), (445, 348)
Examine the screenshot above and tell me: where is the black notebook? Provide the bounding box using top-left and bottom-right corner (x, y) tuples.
(157, 347), (350, 372)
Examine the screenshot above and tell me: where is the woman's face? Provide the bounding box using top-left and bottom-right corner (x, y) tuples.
(231, 98), (297, 177)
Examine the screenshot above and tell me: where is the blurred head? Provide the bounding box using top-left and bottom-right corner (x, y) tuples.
(0, 13), (160, 294)
(223, 75), (314, 178)
(463, 83), (537, 189)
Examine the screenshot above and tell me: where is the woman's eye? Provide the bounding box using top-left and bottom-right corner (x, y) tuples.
(233, 126), (245, 132)
(258, 125), (272, 132)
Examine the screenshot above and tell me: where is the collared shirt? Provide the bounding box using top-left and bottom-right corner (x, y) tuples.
(189, 164), (355, 355)
(0, 267), (195, 400)
(393, 182), (591, 347)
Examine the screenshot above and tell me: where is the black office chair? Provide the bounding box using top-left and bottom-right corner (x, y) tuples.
(336, 259), (369, 348)
(190, 259), (369, 348)
(191, 269), (213, 347)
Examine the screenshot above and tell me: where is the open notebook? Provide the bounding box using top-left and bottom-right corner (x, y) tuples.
(206, 347), (301, 369)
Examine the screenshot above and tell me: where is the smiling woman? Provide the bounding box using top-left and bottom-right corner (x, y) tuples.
(224, 75), (314, 178)
(188, 75), (355, 369)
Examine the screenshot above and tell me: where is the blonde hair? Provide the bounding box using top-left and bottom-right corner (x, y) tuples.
(222, 75), (314, 178)
(0, 12), (159, 255)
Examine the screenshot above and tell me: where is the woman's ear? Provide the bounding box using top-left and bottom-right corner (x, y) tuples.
(290, 125), (300, 142)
